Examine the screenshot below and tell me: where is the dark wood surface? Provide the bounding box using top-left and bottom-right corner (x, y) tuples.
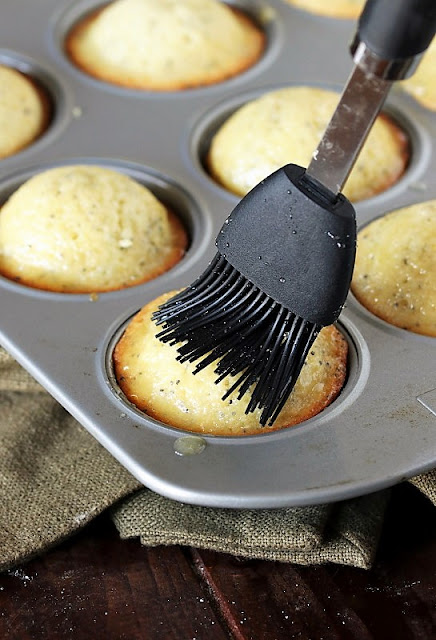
(1, 483), (436, 639)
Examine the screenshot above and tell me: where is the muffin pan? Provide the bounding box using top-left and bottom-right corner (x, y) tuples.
(1, 0), (435, 508)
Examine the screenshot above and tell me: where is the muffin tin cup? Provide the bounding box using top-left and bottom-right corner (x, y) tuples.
(0, 48), (74, 167)
(50, 0), (283, 97)
(189, 82), (433, 205)
(1, 0), (435, 508)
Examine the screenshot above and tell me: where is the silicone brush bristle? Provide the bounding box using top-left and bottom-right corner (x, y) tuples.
(152, 254), (321, 426)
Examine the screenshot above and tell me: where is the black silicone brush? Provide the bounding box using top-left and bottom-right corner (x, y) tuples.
(153, 0), (436, 426)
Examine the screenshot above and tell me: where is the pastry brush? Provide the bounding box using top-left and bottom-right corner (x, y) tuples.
(153, 0), (436, 426)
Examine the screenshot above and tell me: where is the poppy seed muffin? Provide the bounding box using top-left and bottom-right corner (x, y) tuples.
(113, 291), (348, 436)
(207, 86), (409, 203)
(0, 64), (51, 160)
(66, 0), (265, 91)
(401, 37), (436, 111)
(351, 200), (436, 337)
(0, 165), (187, 293)
(284, 0), (364, 19)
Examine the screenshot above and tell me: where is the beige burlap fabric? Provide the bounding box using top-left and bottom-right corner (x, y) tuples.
(409, 470), (436, 506)
(0, 347), (430, 571)
(111, 488), (389, 568)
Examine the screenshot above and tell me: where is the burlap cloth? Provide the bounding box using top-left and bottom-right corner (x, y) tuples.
(1, 346), (434, 572)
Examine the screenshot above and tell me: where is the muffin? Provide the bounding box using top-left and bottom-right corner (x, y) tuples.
(66, 0), (265, 91)
(284, 0), (364, 19)
(207, 86), (409, 202)
(0, 64), (51, 160)
(351, 200), (436, 337)
(401, 37), (436, 111)
(0, 165), (187, 293)
(113, 291), (348, 436)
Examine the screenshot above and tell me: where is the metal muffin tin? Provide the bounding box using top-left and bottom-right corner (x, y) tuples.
(1, 0), (435, 508)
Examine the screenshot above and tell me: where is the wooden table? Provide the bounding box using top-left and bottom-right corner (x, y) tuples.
(1, 482), (435, 639)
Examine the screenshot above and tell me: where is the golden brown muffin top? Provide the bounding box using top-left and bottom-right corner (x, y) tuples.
(207, 87), (409, 203)
(67, 0), (265, 90)
(0, 166), (187, 293)
(352, 200), (436, 337)
(0, 64), (50, 159)
(113, 291), (348, 436)
(284, 0), (364, 19)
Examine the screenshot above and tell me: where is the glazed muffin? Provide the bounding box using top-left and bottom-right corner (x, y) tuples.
(66, 0), (265, 91)
(0, 64), (51, 160)
(113, 291), (348, 436)
(0, 165), (187, 293)
(284, 0), (364, 19)
(351, 200), (436, 337)
(401, 37), (436, 111)
(207, 86), (409, 202)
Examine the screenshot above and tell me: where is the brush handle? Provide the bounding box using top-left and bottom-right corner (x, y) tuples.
(305, 64), (390, 196)
(305, 0), (436, 195)
(358, 0), (436, 65)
